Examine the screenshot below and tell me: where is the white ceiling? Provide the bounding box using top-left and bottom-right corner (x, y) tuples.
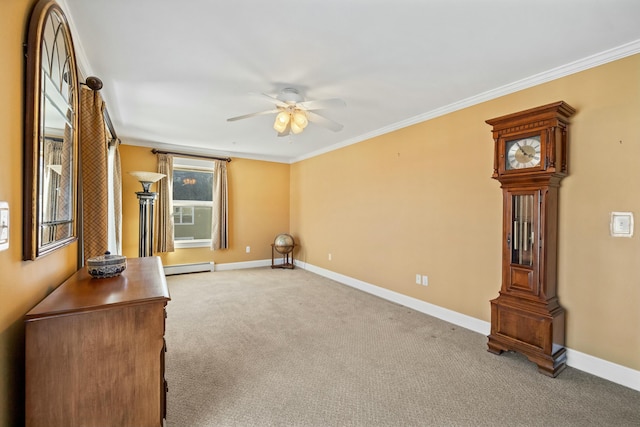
(61, 0), (640, 163)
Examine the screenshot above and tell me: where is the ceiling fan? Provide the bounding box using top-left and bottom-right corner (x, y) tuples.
(227, 88), (345, 136)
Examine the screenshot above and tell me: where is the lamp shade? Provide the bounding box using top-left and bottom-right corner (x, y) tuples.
(273, 111), (290, 133)
(292, 110), (308, 128)
(129, 171), (165, 192)
(291, 120), (304, 134)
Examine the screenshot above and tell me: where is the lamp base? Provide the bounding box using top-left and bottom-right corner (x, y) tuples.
(136, 191), (157, 257)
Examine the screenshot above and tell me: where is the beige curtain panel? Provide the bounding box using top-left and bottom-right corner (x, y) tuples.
(43, 139), (63, 243)
(55, 115), (73, 242)
(79, 87), (109, 260)
(211, 160), (228, 250)
(155, 153), (175, 253)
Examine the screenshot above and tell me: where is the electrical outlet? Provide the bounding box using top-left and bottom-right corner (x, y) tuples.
(416, 274), (421, 285)
(422, 275), (429, 286)
(328, 253), (332, 261)
(245, 246), (250, 253)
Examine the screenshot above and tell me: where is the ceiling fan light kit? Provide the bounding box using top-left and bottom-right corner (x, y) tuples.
(229, 87), (345, 137)
(273, 109), (309, 134)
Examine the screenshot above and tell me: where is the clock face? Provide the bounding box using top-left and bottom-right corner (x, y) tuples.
(505, 136), (542, 170)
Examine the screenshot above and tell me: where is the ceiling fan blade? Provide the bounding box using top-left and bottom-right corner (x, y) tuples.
(255, 92), (290, 108)
(307, 111), (344, 132)
(297, 98), (346, 111)
(226, 109), (280, 122)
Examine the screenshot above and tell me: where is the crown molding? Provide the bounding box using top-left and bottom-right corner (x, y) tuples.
(122, 137), (292, 164)
(293, 39), (640, 164)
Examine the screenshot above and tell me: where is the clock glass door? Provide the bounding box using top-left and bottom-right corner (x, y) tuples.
(511, 194), (535, 267)
(507, 191), (539, 296)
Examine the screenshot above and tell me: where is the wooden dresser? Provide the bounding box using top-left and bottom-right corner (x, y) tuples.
(25, 256), (171, 427)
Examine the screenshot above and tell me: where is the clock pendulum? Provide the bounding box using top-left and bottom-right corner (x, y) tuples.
(485, 101), (576, 377)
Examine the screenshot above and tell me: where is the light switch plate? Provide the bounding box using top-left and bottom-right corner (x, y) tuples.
(610, 211), (634, 237)
(0, 201), (8, 251)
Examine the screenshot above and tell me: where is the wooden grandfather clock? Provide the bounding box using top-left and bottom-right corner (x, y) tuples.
(486, 101), (576, 377)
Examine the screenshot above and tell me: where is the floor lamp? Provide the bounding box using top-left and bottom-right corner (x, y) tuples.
(129, 171), (165, 257)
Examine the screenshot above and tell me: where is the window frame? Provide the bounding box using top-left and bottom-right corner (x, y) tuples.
(173, 205), (194, 225)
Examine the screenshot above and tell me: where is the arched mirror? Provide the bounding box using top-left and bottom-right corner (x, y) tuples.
(24, 0), (79, 260)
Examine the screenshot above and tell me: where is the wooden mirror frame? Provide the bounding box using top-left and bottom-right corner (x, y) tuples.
(24, 0), (79, 260)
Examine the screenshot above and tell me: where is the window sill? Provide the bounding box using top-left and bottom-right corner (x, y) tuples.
(174, 239), (212, 249)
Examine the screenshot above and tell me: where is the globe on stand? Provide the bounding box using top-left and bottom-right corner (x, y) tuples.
(271, 233), (295, 269)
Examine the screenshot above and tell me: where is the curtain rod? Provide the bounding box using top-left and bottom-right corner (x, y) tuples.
(103, 108), (117, 141)
(151, 149), (232, 162)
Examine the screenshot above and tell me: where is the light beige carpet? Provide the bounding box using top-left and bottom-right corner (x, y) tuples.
(165, 267), (640, 426)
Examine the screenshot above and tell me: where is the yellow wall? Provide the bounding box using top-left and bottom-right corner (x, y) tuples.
(0, 1), (80, 426)
(119, 145), (290, 265)
(291, 54), (640, 371)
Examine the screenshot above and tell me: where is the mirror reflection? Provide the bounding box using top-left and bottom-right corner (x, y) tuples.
(24, 0), (78, 260)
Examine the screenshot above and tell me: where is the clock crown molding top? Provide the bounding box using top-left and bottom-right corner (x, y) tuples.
(486, 101), (576, 180)
(485, 101), (576, 132)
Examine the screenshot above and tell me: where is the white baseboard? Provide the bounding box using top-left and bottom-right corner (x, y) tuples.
(164, 262), (214, 275)
(296, 260), (640, 392)
(297, 261), (489, 335)
(566, 348), (640, 392)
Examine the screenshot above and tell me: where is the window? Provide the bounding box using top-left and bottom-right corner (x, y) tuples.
(107, 141), (120, 254)
(173, 206), (194, 225)
(172, 157), (214, 248)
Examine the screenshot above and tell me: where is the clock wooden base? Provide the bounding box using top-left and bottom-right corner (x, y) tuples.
(487, 295), (566, 377)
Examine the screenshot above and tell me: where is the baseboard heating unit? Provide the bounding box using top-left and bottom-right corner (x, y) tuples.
(163, 262), (214, 276)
